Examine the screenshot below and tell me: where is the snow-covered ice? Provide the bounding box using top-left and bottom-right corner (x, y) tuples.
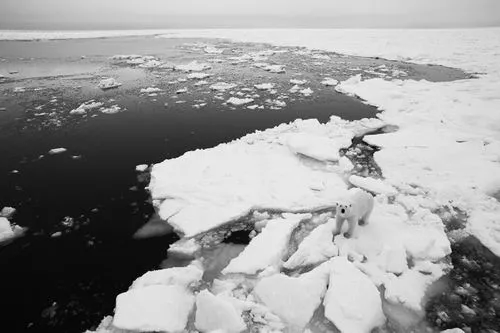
(253, 262), (330, 330)
(300, 87), (314, 96)
(135, 164), (148, 172)
(48, 148), (67, 155)
(222, 214), (309, 275)
(195, 290), (246, 333)
(348, 175), (398, 196)
(113, 285), (194, 332)
(97, 78), (121, 90)
(100, 105), (122, 114)
(324, 257), (386, 333)
(254, 83), (275, 90)
(140, 87), (162, 94)
(226, 97), (254, 106)
(130, 261), (203, 289)
(175, 61), (211, 72)
(69, 101), (103, 115)
(321, 78), (339, 86)
(210, 82), (237, 92)
(187, 72), (211, 80)
(286, 132), (351, 162)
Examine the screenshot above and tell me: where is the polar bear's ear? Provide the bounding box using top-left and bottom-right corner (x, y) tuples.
(335, 202), (339, 207)
(349, 204), (352, 207)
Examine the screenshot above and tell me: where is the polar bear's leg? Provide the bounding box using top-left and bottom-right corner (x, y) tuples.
(344, 216), (357, 238)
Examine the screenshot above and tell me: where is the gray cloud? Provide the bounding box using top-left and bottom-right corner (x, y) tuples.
(1, 0), (499, 29)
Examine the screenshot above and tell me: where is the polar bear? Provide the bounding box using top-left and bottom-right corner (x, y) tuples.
(334, 188), (374, 238)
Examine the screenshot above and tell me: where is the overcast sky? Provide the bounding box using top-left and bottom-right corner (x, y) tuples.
(1, 0), (500, 30)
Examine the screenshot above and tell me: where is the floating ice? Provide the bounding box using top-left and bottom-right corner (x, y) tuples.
(204, 46), (224, 54)
(226, 97), (254, 106)
(263, 64), (286, 73)
(69, 100), (103, 115)
(254, 83), (275, 90)
(100, 105), (122, 114)
(131, 261), (203, 289)
(222, 214), (309, 275)
(299, 88), (314, 96)
(140, 87), (162, 94)
(290, 79), (307, 85)
(113, 285), (194, 332)
(253, 263), (330, 330)
(135, 164), (148, 172)
(195, 290), (246, 333)
(286, 132), (351, 162)
(176, 88), (188, 94)
(97, 78), (121, 90)
(210, 82), (237, 92)
(175, 61), (212, 72)
(187, 72), (211, 80)
(324, 257), (386, 333)
(349, 175), (398, 196)
(48, 148), (67, 155)
(321, 78), (339, 86)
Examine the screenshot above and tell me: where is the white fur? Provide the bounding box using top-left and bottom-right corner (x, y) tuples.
(335, 188), (374, 238)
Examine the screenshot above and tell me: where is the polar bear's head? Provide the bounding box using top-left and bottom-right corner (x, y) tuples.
(336, 202), (352, 218)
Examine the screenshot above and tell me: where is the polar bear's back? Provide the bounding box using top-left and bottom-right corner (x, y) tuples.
(348, 187), (374, 217)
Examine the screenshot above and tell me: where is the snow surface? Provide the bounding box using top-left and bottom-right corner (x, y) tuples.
(253, 262), (330, 330)
(324, 257), (386, 333)
(97, 78), (121, 90)
(210, 82), (237, 92)
(187, 72), (211, 80)
(130, 261), (203, 289)
(195, 290), (246, 333)
(157, 28), (500, 255)
(222, 214), (309, 275)
(348, 175), (398, 196)
(113, 284), (194, 332)
(48, 148), (67, 155)
(226, 97), (254, 106)
(0, 217), (15, 243)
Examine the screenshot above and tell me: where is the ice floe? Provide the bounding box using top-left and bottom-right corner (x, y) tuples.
(324, 257), (386, 333)
(140, 87), (162, 94)
(210, 82), (237, 92)
(0, 209), (24, 244)
(254, 83), (275, 90)
(348, 175), (398, 196)
(97, 78), (121, 90)
(321, 78), (339, 86)
(195, 290), (246, 332)
(69, 101), (103, 115)
(48, 148), (67, 155)
(226, 97), (254, 106)
(175, 61), (212, 72)
(187, 72), (211, 80)
(222, 214), (309, 275)
(100, 105), (123, 114)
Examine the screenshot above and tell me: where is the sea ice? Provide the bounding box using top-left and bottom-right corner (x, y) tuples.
(321, 78), (339, 86)
(176, 88), (188, 94)
(290, 79), (307, 85)
(348, 175), (398, 196)
(324, 257), (386, 333)
(130, 261), (203, 289)
(286, 132), (351, 162)
(175, 61), (212, 72)
(69, 101), (103, 115)
(210, 82), (237, 92)
(253, 263), (330, 330)
(140, 87), (162, 94)
(100, 105), (122, 114)
(195, 290), (246, 333)
(113, 285), (194, 332)
(48, 148), (67, 155)
(254, 83), (275, 90)
(187, 72), (211, 80)
(97, 78), (121, 90)
(222, 214), (309, 275)
(135, 164), (148, 172)
(204, 46), (224, 54)
(300, 88), (314, 96)
(226, 97), (254, 106)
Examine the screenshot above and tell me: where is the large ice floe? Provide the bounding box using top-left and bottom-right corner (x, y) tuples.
(87, 28), (500, 333)
(0, 207), (23, 244)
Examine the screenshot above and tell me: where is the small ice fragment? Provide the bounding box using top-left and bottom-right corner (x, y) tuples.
(136, 164), (148, 172)
(210, 82), (237, 92)
(140, 87), (162, 94)
(321, 78), (339, 86)
(176, 88), (188, 94)
(48, 148), (67, 155)
(187, 72), (211, 80)
(97, 78), (122, 90)
(254, 83), (275, 90)
(226, 97), (254, 106)
(300, 88), (314, 96)
(100, 105), (122, 114)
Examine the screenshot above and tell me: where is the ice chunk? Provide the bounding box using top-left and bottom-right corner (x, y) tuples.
(0, 207), (16, 218)
(100, 105), (122, 114)
(97, 78), (121, 90)
(113, 285), (194, 332)
(204, 46), (224, 54)
(168, 238), (201, 256)
(0, 217), (15, 243)
(254, 83), (275, 90)
(290, 79), (307, 85)
(300, 88), (314, 96)
(253, 264), (330, 330)
(286, 133), (351, 162)
(69, 101), (103, 115)
(131, 261), (203, 289)
(176, 88), (188, 94)
(135, 164), (148, 172)
(263, 64), (285, 73)
(323, 257), (386, 333)
(284, 219), (338, 270)
(187, 72), (211, 80)
(226, 97), (254, 106)
(140, 87), (162, 93)
(321, 78), (339, 86)
(222, 214), (308, 275)
(195, 290), (246, 333)
(349, 175), (398, 196)
(210, 82), (237, 91)
(175, 61), (211, 72)
(48, 148), (67, 155)
(339, 156), (354, 172)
